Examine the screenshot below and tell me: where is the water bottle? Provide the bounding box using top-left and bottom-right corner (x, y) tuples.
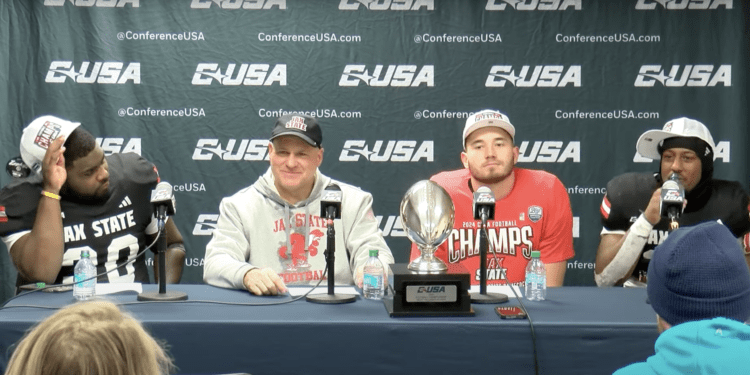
(73, 250), (96, 301)
(363, 250), (384, 300)
(524, 250), (546, 301)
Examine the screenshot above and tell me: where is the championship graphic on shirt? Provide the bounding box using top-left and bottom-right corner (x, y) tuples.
(410, 168), (574, 285)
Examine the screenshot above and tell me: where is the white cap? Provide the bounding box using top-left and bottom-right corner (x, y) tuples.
(20, 115), (81, 175)
(636, 117), (715, 160)
(463, 109), (515, 149)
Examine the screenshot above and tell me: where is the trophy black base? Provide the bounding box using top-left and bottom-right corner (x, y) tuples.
(306, 293), (357, 304)
(137, 291), (188, 301)
(470, 292), (508, 304)
(386, 263), (474, 317)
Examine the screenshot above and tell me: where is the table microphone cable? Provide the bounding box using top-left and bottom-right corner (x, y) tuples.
(1, 243), (331, 311)
(486, 228), (540, 375)
(0, 227), (164, 310)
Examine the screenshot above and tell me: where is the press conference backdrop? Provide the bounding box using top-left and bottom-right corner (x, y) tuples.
(1, 0), (748, 303)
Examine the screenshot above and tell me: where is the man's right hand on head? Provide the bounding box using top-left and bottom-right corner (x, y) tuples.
(42, 137), (67, 194)
(243, 268), (287, 296)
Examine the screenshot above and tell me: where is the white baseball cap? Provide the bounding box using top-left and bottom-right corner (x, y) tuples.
(20, 115), (81, 175)
(463, 109), (515, 148)
(636, 117), (715, 160)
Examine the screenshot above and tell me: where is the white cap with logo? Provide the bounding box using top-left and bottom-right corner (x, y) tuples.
(462, 109), (515, 149)
(636, 117), (715, 160)
(20, 115), (81, 175)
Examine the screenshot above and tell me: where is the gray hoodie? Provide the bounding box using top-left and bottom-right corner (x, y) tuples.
(203, 167), (394, 289)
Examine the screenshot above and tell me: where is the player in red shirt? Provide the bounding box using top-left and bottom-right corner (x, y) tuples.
(409, 109), (574, 286)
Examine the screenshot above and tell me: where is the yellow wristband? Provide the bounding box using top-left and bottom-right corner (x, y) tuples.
(41, 190), (61, 200)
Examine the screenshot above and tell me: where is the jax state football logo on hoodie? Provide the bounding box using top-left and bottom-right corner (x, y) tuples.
(278, 230), (325, 271)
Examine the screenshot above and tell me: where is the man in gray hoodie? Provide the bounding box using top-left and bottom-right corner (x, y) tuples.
(203, 114), (394, 295)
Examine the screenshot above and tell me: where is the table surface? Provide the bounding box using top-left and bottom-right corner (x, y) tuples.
(0, 285), (658, 375)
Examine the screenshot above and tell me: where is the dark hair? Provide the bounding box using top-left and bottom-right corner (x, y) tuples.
(63, 127), (97, 169)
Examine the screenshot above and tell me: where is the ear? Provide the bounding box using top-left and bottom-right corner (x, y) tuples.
(460, 151), (468, 169)
(512, 146), (519, 165)
(316, 147), (324, 166)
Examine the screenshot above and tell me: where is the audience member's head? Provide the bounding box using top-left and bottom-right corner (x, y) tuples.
(5, 300), (173, 375)
(647, 221), (750, 331)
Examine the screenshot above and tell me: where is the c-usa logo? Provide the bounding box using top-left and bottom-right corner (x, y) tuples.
(192, 63), (287, 86)
(192, 139), (270, 161)
(486, 65), (581, 87)
(190, 0), (286, 8)
(96, 138), (142, 155)
(44, 0), (139, 7)
(339, 140), (434, 162)
(339, 0), (434, 10)
(635, 0), (731, 9)
(485, 0), (581, 11)
(193, 214), (219, 236)
(634, 65), (731, 87)
(46, 61), (140, 84)
(339, 65), (434, 87)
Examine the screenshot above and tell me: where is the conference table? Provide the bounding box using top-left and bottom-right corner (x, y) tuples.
(0, 285), (657, 375)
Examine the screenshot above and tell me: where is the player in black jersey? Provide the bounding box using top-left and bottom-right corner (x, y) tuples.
(0, 115), (185, 292)
(595, 117), (750, 287)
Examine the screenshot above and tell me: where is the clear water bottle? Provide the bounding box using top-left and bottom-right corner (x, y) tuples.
(363, 250), (384, 300)
(73, 250), (96, 301)
(524, 250), (546, 301)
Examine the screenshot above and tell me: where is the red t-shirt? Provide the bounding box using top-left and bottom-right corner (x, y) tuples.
(409, 168), (574, 285)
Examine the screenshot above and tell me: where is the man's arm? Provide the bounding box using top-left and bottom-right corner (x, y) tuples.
(203, 198), (259, 290)
(9, 137), (68, 284)
(546, 260), (567, 287)
(344, 191), (394, 287)
(594, 189), (661, 287)
(536, 176), (574, 285)
(151, 218), (185, 284)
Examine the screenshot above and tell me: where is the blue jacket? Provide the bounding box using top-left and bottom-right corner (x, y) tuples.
(614, 317), (750, 375)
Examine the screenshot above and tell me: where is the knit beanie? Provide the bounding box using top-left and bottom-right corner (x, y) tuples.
(647, 221), (750, 326)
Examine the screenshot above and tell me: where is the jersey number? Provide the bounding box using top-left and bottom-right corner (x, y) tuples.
(63, 234), (140, 283)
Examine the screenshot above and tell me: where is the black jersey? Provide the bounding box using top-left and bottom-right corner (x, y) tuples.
(600, 172), (750, 278)
(0, 153), (159, 287)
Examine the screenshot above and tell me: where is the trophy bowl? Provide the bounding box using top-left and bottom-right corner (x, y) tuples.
(400, 180), (455, 273)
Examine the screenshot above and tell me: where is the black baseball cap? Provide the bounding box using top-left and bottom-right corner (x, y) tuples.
(270, 114), (322, 148)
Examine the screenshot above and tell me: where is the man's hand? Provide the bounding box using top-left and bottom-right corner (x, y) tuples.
(243, 268), (287, 296)
(355, 264), (389, 289)
(42, 137), (67, 194)
(644, 188), (662, 226)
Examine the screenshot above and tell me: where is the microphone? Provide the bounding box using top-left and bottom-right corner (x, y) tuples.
(659, 173), (684, 231)
(320, 184), (342, 220)
(139, 180), (188, 302)
(308, 182), (356, 304)
(150, 181), (175, 227)
(473, 186), (495, 221)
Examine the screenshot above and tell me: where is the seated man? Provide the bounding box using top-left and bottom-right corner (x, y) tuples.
(595, 117), (750, 287)
(0, 115), (185, 292)
(613, 221), (750, 374)
(410, 109), (574, 286)
(203, 114), (394, 295)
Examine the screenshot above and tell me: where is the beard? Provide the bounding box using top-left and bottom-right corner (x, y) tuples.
(60, 183), (110, 205)
(468, 162), (514, 185)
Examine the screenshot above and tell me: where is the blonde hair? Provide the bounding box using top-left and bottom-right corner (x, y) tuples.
(5, 300), (173, 375)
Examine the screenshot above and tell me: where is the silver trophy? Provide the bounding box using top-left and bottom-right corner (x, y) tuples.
(400, 180), (455, 273)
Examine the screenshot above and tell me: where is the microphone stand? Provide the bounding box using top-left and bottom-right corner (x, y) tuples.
(307, 209), (357, 304)
(138, 219), (188, 302)
(470, 210), (508, 304)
